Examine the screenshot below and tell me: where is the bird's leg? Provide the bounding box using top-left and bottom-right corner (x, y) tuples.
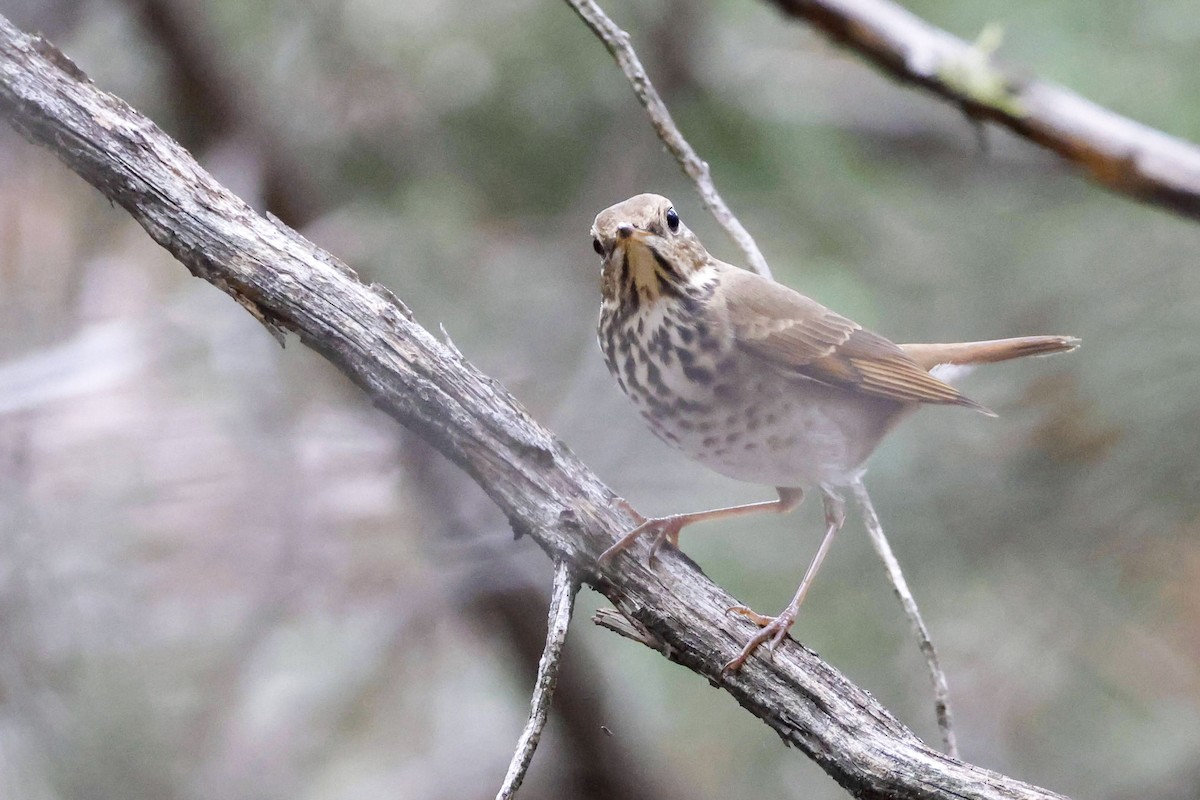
(722, 489), (846, 674)
(599, 487), (804, 565)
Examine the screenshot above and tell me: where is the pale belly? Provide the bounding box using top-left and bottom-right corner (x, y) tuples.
(600, 305), (910, 488)
(639, 365), (907, 488)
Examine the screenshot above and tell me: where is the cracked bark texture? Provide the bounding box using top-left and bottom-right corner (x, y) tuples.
(0, 15), (1066, 800)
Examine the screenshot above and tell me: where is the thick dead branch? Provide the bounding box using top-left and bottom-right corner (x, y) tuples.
(564, 0), (773, 279)
(0, 16), (1067, 800)
(768, 0), (1200, 220)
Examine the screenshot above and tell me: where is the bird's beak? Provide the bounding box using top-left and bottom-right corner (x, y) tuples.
(616, 224), (652, 246)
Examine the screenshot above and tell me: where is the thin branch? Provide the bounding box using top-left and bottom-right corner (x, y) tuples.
(592, 607), (670, 655)
(497, 561), (579, 800)
(564, 0), (773, 279)
(768, 0), (1200, 221)
(0, 17), (1069, 799)
(851, 478), (957, 759)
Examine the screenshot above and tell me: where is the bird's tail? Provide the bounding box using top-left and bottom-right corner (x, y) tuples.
(900, 336), (1080, 371)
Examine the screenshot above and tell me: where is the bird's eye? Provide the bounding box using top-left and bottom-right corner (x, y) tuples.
(592, 237), (604, 256)
(665, 207), (680, 233)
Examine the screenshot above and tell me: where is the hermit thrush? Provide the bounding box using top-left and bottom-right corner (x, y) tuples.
(591, 193), (1078, 673)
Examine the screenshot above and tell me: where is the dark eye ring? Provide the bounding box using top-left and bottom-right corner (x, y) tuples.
(665, 207), (680, 233)
(592, 237), (604, 256)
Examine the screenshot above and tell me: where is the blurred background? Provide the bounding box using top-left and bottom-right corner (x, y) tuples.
(2, 0), (1199, 798)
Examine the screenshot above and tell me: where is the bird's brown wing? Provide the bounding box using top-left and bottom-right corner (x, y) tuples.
(721, 268), (989, 412)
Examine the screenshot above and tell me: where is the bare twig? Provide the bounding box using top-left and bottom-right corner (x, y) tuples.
(767, 0), (1200, 222)
(592, 607), (669, 654)
(564, 0), (773, 279)
(497, 561), (579, 800)
(852, 477), (957, 758)
(0, 17), (1070, 798)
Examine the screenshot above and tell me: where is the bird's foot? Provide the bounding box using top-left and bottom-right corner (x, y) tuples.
(598, 509), (687, 566)
(721, 605), (799, 674)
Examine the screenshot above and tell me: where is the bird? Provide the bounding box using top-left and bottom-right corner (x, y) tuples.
(590, 193), (1079, 673)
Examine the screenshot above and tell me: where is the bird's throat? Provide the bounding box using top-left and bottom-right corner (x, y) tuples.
(621, 240), (686, 306)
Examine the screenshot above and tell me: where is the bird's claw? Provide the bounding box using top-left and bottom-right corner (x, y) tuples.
(597, 511), (685, 566)
(726, 605), (776, 627)
(720, 608), (797, 675)
(645, 519), (683, 563)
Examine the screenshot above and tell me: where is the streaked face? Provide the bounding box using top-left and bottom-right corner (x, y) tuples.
(590, 194), (710, 304)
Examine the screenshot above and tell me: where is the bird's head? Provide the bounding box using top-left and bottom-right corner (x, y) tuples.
(591, 194), (711, 304)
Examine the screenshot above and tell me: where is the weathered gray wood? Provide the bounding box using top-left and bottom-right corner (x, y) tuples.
(0, 15), (1067, 800)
